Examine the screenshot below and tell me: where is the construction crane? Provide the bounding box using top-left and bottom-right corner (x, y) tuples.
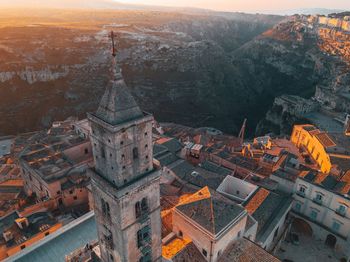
(238, 118), (247, 145)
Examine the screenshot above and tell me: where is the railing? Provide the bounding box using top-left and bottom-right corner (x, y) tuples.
(65, 239), (98, 262)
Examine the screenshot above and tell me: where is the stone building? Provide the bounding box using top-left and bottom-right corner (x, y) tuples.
(88, 51), (162, 261)
(19, 120), (92, 208)
(292, 170), (350, 260)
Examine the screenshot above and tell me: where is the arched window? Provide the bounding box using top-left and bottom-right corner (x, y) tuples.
(141, 198), (148, 212)
(135, 202), (141, 218)
(101, 198), (111, 219)
(133, 148), (139, 159)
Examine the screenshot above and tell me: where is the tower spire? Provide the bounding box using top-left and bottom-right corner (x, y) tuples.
(95, 31), (143, 126)
(110, 31), (122, 81)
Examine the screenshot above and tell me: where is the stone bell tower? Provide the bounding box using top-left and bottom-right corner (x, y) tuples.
(88, 32), (161, 262)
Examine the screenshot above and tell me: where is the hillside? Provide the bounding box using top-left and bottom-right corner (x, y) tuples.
(0, 9), (282, 136)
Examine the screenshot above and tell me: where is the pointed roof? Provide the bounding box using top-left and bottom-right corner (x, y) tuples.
(176, 187), (245, 235)
(95, 77), (143, 126)
(95, 32), (143, 126)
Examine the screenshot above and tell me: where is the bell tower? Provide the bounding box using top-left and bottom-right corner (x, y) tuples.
(88, 31), (162, 262)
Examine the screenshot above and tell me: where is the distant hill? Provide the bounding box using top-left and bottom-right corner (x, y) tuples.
(274, 8), (347, 16)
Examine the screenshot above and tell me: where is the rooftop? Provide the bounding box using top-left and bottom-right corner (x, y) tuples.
(219, 237), (280, 262)
(20, 124), (91, 182)
(299, 170), (350, 196)
(243, 189), (292, 243)
(6, 211), (97, 262)
(176, 187), (246, 236)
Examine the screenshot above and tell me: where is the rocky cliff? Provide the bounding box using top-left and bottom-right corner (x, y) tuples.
(0, 9), (282, 136)
(254, 14), (350, 135)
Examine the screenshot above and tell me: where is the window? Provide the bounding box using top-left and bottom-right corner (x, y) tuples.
(297, 186), (306, 197)
(316, 152), (320, 161)
(310, 210), (318, 221)
(295, 202), (302, 212)
(73, 196), (77, 200)
(137, 225), (151, 248)
(179, 231), (183, 237)
(316, 193), (323, 201)
(141, 198), (149, 212)
(120, 141), (124, 145)
(337, 204), (347, 216)
(104, 230), (114, 249)
(101, 147), (105, 158)
(45, 232), (50, 236)
(135, 202), (141, 218)
(84, 148), (89, 154)
(144, 132), (148, 136)
(202, 249), (207, 257)
(20, 245), (26, 250)
(332, 221), (341, 232)
(69, 190), (73, 194)
(56, 191), (61, 195)
(313, 193), (323, 205)
(145, 144), (148, 149)
(237, 231), (241, 238)
(101, 198), (111, 219)
(133, 148), (139, 159)
(146, 155), (149, 159)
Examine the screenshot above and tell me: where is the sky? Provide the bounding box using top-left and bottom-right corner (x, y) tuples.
(115, 0), (350, 12)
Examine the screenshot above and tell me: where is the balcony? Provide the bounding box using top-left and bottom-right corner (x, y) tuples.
(296, 191), (305, 198)
(312, 198), (323, 206)
(335, 208), (346, 217)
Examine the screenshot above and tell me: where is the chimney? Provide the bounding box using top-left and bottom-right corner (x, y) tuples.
(15, 217), (29, 230)
(3, 230), (14, 242)
(344, 114), (350, 136)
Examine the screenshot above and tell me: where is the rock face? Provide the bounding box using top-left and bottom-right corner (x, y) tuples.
(2, 10), (349, 137)
(254, 14), (350, 135)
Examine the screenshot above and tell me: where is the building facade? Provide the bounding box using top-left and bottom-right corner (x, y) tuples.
(292, 172), (350, 260)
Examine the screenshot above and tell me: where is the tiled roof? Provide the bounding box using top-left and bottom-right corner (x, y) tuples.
(95, 78), (143, 125)
(172, 242), (206, 262)
(243, 190), (292, 243)
(299, 170), (350, 195)
(160, 138), (183, 153)
(244, 188), (270, 215)
(176, 187), (246, 235)
(200, 161), (232, 176)
(170, 160), (195, 179)
(315, 132), (336, 148)
(182, 166), (227, 190)
(219, 238), (280, 262)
